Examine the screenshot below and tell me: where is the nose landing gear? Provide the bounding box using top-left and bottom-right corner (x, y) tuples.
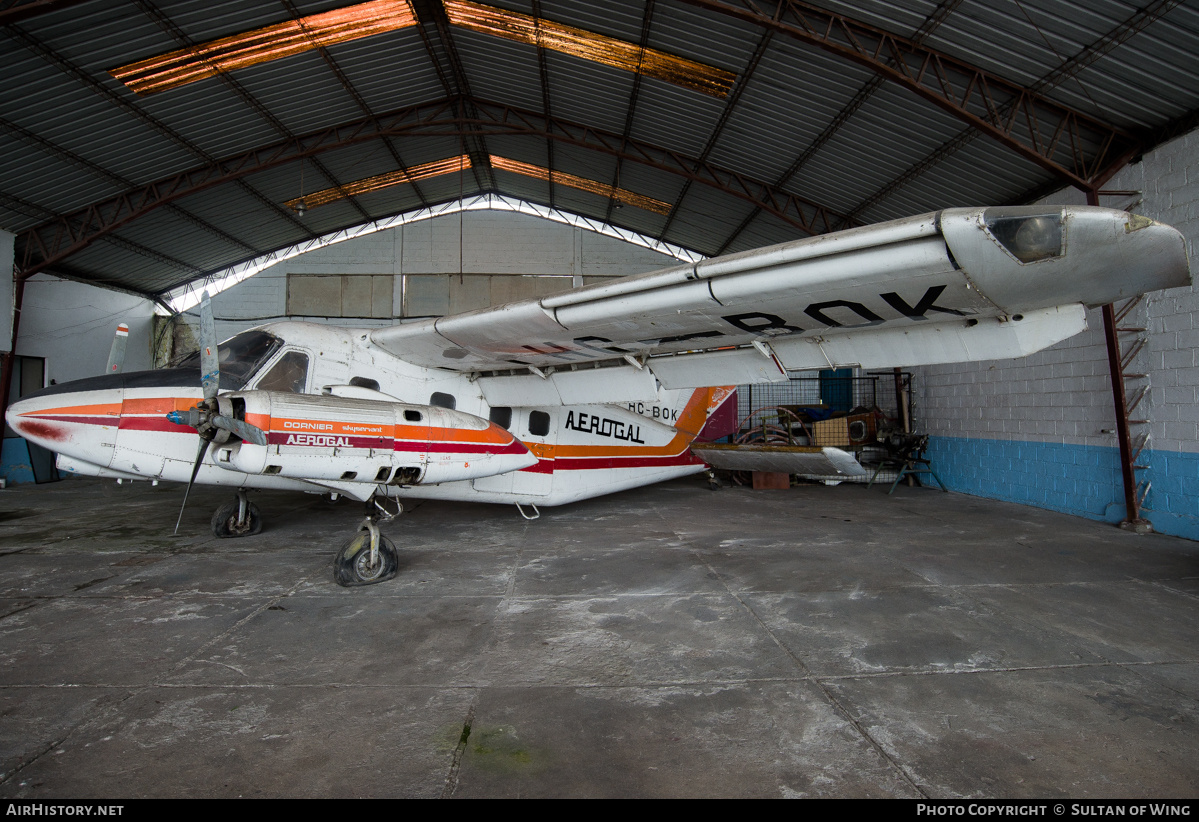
(333, 495), (401, 587)
(211, 488), (262, 538)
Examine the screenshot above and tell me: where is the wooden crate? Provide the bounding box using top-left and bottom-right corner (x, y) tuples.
(810, 417), (850, 447)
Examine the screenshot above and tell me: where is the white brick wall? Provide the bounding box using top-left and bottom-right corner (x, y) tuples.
(916, 125), (1199, 456)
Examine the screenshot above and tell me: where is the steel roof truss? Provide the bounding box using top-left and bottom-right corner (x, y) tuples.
(14, 96), (854, 279)
(678, 0), (1140, 189)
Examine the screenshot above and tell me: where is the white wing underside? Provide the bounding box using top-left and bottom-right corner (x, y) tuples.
(370, 207), (1190, 404)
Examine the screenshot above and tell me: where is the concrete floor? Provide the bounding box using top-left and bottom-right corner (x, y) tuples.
(0, 475), (1197, 798)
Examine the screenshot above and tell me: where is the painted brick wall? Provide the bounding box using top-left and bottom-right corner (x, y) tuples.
(208, 208), (677, 326)
(916, 126), (1199, 540)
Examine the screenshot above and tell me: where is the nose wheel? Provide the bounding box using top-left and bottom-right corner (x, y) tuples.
(333, 496), (402, 587)
(211, 489), (262, 538)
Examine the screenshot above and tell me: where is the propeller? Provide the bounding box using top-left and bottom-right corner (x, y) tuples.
(164, 291), (267, 533)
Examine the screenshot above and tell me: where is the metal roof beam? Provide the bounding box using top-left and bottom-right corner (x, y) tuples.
(412, 0), (495, 193)
(530, 0), (555, 208)
(0, 115), (260, 255)
(604, 0), (656, 224)
(658, 26), (772, 240)
(134, 0), (370, 221)
(1, 189), (201, 287)
(277, 0), (431, 209)
(5, 22), (318, 246)
(844, 0), (1180, 221)
(715, 0), (964, 254)
(14, 97), (853, 278)
(0, 0), (88, 26)
(676, 0), (1140, 190)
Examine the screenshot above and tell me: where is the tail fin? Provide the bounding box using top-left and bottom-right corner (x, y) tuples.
(673, 386), (739, 441)
(105, 323), (129, 374)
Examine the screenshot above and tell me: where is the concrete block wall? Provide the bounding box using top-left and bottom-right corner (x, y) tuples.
(209, 208), (677, 326)
(916, 126), (1199, 540)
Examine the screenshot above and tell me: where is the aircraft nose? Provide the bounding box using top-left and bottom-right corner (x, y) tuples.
(5, 393), (70, 448)
(5, 373), (128, 462)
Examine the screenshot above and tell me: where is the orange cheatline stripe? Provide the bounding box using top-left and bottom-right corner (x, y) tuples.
(540, 388), (721, 458)
(267, 418), (513, 446)
(444, 0), (734, 98)
(122, 397), (197, 415)
(111, 0), (416, 95)
(24, 402), (121, 417)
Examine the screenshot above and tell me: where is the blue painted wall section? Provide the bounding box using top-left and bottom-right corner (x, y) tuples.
(925, 435), (1199, 542)
(0, 437), (36, 485)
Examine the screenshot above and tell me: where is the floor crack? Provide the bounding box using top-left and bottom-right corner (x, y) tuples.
(441, 701), (475, 799)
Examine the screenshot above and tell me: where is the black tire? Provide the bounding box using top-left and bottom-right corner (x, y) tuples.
(211, 500), (263, 538)
(333, 532), (398, 587)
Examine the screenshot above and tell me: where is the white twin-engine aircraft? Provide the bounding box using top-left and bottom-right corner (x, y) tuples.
(6, 206), (1192, 585)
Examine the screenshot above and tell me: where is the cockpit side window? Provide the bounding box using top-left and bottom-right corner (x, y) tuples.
(255, 351), (310, 394)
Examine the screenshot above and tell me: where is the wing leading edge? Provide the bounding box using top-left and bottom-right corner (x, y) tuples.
(370, 206), (1190, 398)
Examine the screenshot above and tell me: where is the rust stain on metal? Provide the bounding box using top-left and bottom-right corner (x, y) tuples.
(285, 155), (472, 210)
(111, 0), (417, 95)
(444, 0), (735, 98)
(490, 155), (672, 215)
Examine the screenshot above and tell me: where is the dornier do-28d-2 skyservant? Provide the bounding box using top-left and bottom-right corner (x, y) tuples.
(6, 206), (1191, 586)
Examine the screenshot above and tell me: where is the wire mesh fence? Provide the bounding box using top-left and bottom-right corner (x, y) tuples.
(725, 371), (916, 485)
(734, 371), (908, 426)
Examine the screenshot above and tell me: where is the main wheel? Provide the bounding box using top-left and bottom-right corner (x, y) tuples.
(211, 500), (263, 538)
(333, 532), (399, 587)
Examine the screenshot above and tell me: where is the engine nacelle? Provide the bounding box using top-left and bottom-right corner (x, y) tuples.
(210, 391), (535, 485)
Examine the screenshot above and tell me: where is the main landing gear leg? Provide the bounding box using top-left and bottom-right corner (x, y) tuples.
(333, 495), (402, 587)
(211, 488), (263, 538)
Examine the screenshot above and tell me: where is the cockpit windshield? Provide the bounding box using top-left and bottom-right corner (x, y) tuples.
(175, 330), (282, 388)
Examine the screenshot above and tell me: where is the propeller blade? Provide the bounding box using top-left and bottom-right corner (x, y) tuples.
(199, 291), (219, 401)
(212, 414), (268, 446)
(106, 323), (128, 374)
(174, 436), (211, 535)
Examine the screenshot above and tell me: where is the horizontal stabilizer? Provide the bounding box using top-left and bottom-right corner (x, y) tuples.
(692, 444), (868, 476)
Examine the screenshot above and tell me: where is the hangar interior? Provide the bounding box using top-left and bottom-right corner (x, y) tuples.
(1, 0), (1199, 799)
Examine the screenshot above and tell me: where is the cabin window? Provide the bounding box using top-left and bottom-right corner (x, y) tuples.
(529, 410), (550, 437)
(404, 409), (423, 422)
(430, 392), (456, 410)
(256, 351), (309, 394)
(489, 406), (512, 430)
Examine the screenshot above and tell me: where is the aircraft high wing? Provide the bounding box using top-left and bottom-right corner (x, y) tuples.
(5, 205), (1191, 587)
(369, 206), (1188, 406)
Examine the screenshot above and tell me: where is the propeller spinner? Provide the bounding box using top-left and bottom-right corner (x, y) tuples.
(165, 291), (267, 533)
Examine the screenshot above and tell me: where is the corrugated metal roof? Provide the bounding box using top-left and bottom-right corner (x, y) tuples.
(3, 0), (1198, 297)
